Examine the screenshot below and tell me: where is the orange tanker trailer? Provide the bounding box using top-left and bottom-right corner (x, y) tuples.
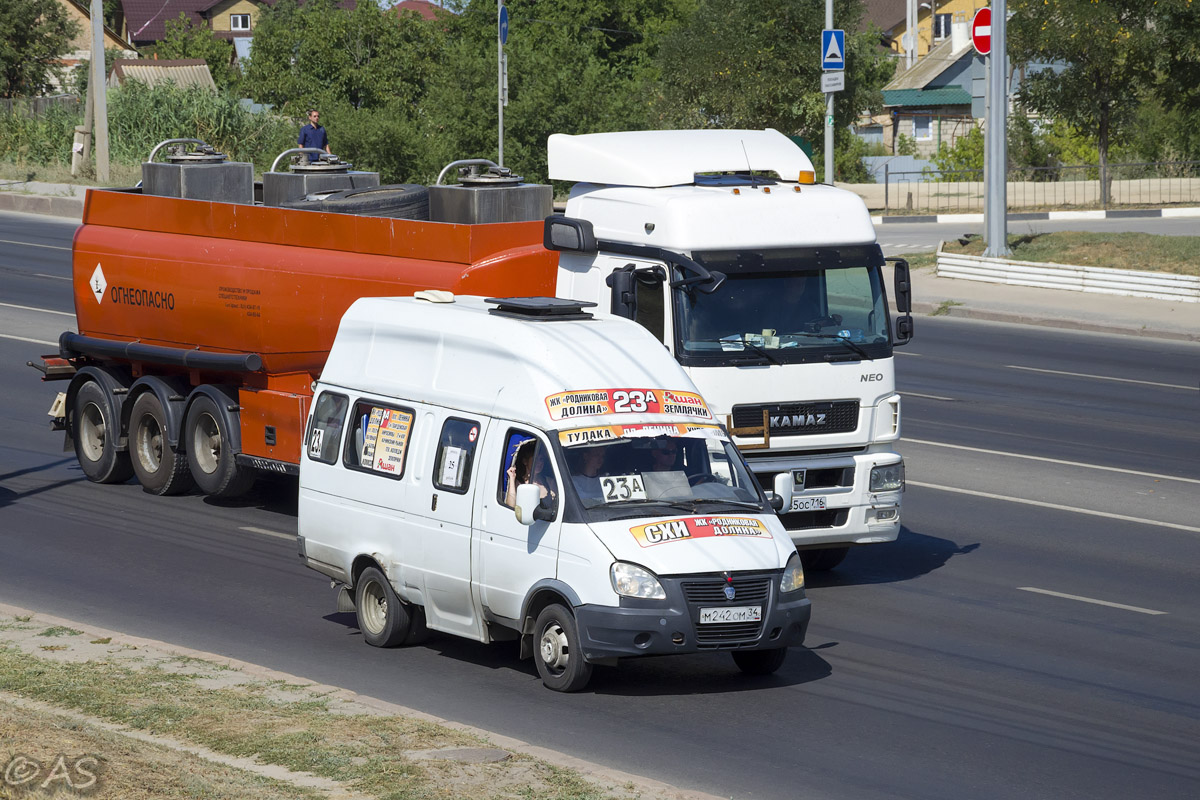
(38, 145), (557, 498)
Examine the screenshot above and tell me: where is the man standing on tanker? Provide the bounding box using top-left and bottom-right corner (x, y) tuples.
(298, 109), (331, 161)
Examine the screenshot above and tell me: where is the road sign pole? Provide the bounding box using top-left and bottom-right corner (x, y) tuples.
(825, 0), (834, 184)
(497, 3), (504, 167)
(984, 1), (1010, 257)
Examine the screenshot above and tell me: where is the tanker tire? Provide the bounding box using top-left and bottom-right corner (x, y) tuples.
(184, 395), (253, 498)
(129, 392), (193, 496)
(283, 184), (429, 220)
(72, 380), (133, 484)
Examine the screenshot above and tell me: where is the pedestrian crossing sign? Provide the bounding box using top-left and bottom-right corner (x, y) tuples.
(822, 29), (845, 70)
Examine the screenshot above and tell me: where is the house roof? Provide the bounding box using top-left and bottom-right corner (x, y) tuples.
(884, 36), (972, 91)
(107, 58), (217, 90)
(394, 0), (445, 21)
(122, 0), (354, 44)
(861, 0), (906, 33)
(882, 86), (972, 107)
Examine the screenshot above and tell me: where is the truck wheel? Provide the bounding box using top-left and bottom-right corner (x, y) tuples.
(185, 396), (253, 498)
(732, 648), (788, 676)
(533, 604), (593, 692)
(355, 566), (412, 647)
(129, 392), (193, 496)
(799, 547), (849, 572)
(72, 380), (133, 484)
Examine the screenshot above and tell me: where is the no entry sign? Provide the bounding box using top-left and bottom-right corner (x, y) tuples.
(972, 7), (992, 56)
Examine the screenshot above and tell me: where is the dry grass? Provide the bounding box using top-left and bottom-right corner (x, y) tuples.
(928, 231), (1200, 275)
(0, 615), (651, 800)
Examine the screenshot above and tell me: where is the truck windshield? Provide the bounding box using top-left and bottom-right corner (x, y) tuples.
(563, 435), (766, 522)
(675, 246), (891, 364)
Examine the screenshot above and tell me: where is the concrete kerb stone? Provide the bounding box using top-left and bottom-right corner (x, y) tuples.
(0, 192), (84, 219)
(0, 601), (725, 800)
(871, 206), (1200, 225)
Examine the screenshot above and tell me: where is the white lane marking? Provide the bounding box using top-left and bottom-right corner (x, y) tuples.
(1007, 364), (1193, 391)
(1018, 587), (1167, 616)
(240, 526), (295, 541)
(0, 301), (74, 317)
(34, 273), (70, 281)
(903, 391), (955, 401)
(0, 333), (56, 346)
(908, 480), (1200, 534)
(904, 438), (1200, 486)
(0, 237), (70, 251)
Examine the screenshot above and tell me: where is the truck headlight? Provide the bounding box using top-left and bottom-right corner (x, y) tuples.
(870, 463), (905, 492)
(780, 553), (805, 594)
(611, 562), (666, 600)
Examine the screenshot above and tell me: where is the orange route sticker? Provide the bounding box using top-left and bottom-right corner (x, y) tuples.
(630, 516), (771, 547)
(545, 388), (712, 422)
(558, 423), (722, 446)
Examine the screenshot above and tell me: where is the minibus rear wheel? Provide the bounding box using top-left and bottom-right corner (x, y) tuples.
(533, 604), (593, 692)
(356, 567), (412, 647)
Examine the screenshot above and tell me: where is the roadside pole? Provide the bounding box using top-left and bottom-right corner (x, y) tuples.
(821, 11), (844, 185)
(983, 1), (1009, 257)
(497, 3), (509, 167)
(825, 0), (834, 184)
(89, 0), (109, 183)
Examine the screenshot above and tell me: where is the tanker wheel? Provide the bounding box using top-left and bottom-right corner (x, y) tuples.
(129, 392), (193, 496)
(72, 380), (133, 484)
(185, 395), (253, 498)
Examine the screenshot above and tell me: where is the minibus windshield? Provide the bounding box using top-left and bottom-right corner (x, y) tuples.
(562, 434), (767, 521)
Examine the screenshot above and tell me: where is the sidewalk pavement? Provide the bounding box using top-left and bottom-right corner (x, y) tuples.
(3, 180), (1197, 344)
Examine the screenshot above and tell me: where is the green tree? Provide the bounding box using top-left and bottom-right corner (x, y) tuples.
(242, 0), (443, 112)
(153, 14), (239, 90)
(651, 0), (893, 181)
(0, 0), (80, 98)
(413, 0), (693, 183)
(1008, 0), (1158, 204)
(931, 126), (983, 177)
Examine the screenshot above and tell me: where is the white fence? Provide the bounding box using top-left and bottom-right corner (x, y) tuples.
(936, 248), (1200, 303)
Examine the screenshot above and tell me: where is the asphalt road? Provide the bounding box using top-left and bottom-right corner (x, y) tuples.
(2, 211), (1198, 799)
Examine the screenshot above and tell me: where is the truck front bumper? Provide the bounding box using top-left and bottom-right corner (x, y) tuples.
(573, 575), (810, 663)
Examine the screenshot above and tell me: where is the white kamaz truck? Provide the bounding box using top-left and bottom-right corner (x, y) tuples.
(545, 129), (913, 570)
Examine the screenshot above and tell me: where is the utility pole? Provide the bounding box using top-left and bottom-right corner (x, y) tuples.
(89, 0), (109, 183)
(497, 3), (508, 167)
(984, 0), (1010, 257)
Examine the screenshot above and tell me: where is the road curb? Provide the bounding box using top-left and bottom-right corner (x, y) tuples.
(0, 601), (724, 800)
(0, 192), (84, 219)
(871, 206), (1200, 225)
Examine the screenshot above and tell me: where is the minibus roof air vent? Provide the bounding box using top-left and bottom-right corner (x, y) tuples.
(484, 297), (597, 321)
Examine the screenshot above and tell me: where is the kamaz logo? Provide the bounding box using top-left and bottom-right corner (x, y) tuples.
(770, 413), (826, 428)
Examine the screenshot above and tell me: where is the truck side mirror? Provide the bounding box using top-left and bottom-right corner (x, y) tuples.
(889, 258), (912, 313)
(605, 265), (638, 320)
(895, 314), (914, 346)
(772, 473), (794, 512)
(544, 215), (597, 254)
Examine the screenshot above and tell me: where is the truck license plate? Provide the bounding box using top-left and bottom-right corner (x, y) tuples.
(700, 606), (762, 624)
(790, 495), (827, 512)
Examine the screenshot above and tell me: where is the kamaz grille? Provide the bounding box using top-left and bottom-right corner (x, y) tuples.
(681, 577), (771, 604)
(731, 401), (860, 436)
(695, 621), (763, 645)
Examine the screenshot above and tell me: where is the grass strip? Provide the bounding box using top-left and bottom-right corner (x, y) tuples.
(910, 231), (1200, 275)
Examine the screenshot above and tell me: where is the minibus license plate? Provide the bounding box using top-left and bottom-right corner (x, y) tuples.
(700, 606), (762, 624)
(790, 496), (826, 512)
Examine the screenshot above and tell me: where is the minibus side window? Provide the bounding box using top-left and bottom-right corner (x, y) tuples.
(433, 418), (480, 494)
(306, 392), (348, 465)
(498, 430), (558, 515)
(342, 400), (415, 480)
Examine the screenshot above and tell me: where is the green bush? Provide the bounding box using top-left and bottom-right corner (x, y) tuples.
(0, 100), (83, 167)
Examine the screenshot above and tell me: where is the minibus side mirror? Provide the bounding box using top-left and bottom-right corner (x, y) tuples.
(514, 483), (555, 524)
(772, 473), (794, 512)
(766, 493), (784, 512)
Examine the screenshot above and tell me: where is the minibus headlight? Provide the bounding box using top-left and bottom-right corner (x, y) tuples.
(780, 553), (805, 594)
(870, 463), (905, 492)
(611, 562), (666, 600)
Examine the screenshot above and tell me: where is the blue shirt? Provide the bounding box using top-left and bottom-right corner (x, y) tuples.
(298, 123), (328, 160)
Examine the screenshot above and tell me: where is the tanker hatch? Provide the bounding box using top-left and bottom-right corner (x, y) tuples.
(428, 158), (552, 224)
(263, 147), (381, 209)
(141, 138), (254, 204)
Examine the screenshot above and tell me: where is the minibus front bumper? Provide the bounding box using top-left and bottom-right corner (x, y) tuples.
(573, 573), (810, 662)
